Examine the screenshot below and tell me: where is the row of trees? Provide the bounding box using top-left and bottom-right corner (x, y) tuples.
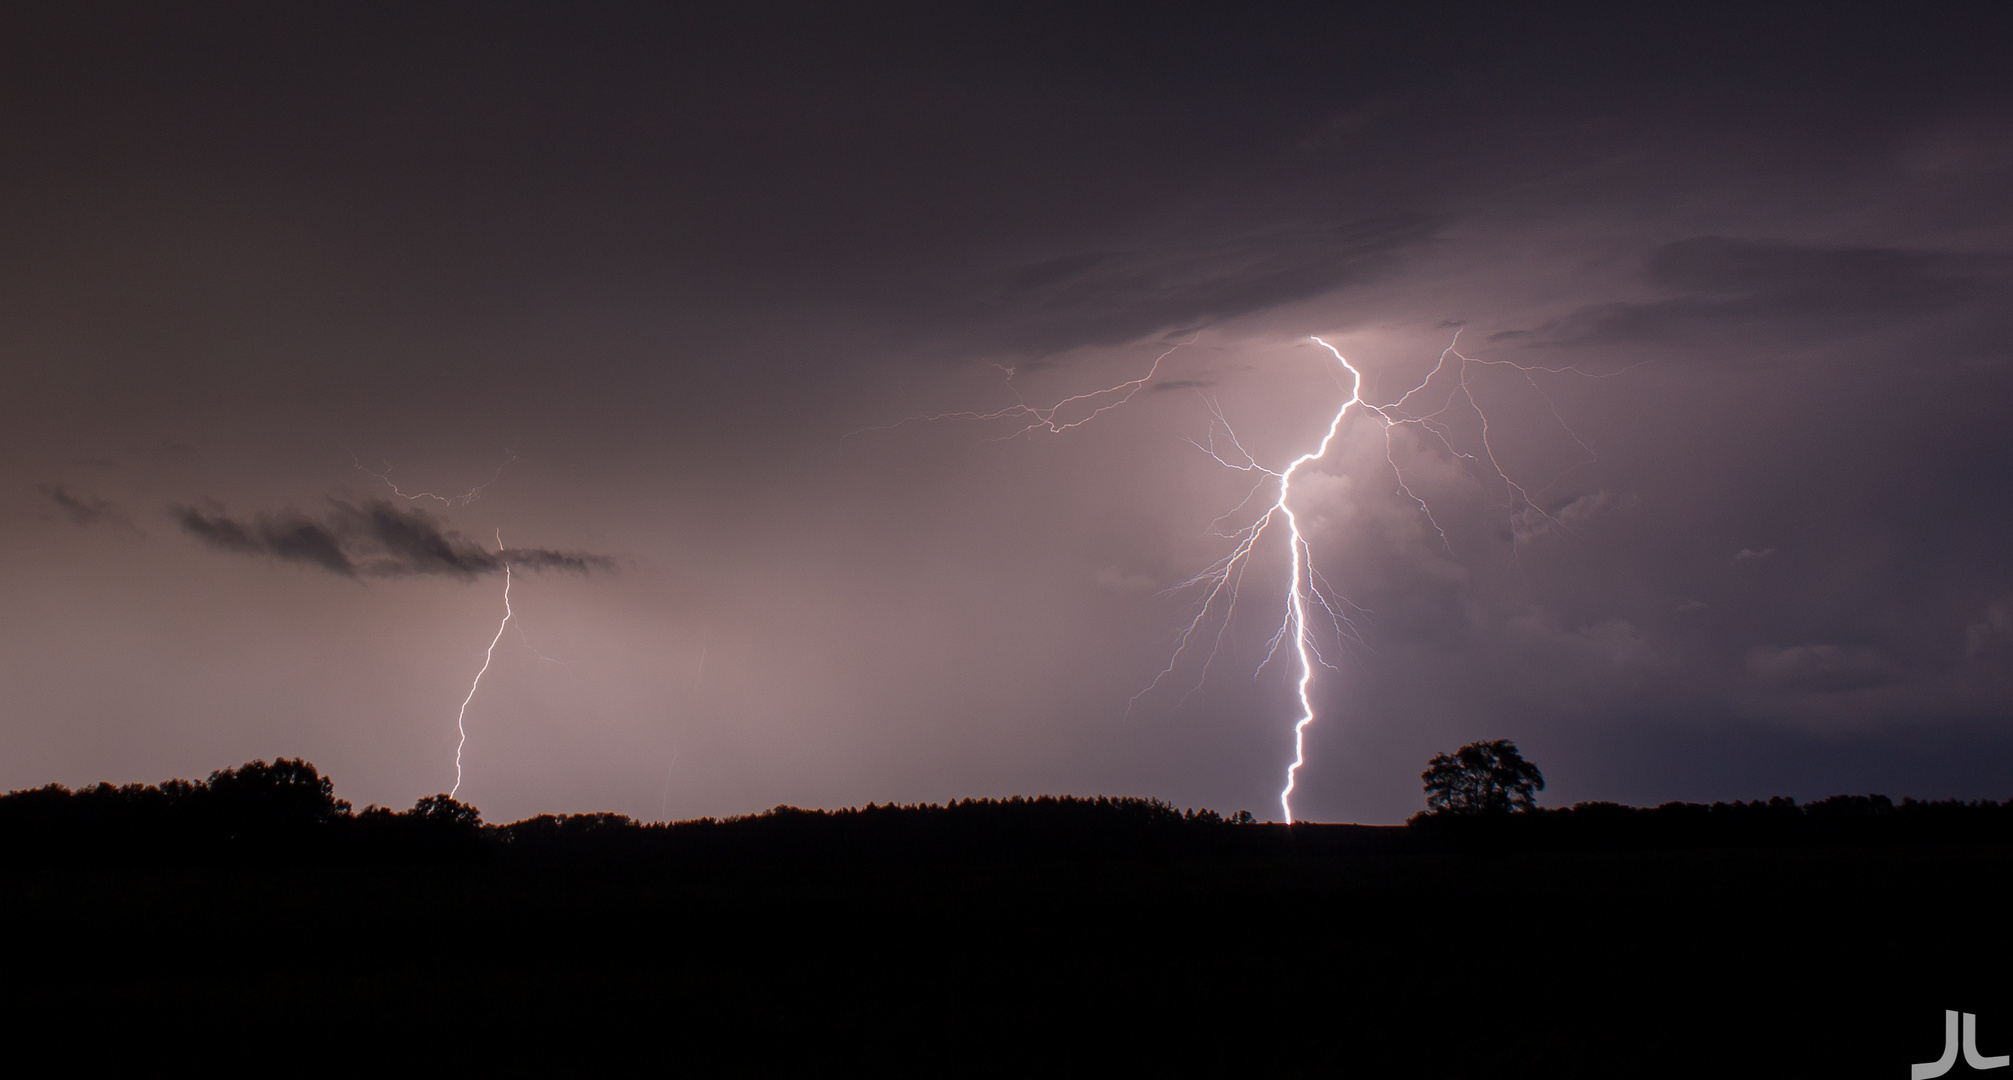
(0, 759), (484, 864)
(493, 795), (1266, 868)
(0, 760), (1266, 867)
(1414, 738), (2013, 847)
(4, 748), (2008, 865)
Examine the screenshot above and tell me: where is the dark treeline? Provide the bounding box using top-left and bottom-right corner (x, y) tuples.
(3, 759), (2011, 867)
(496, 796), (1270, 869)
(0, 758), (1263, 867)
(6, 764), (2006, 1076)
(1409, 794), (2013, 850)
(0, 760), (483, 865)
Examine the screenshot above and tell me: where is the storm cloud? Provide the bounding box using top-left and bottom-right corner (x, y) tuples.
(980, 214), (1441, 351)
(38, 484), (136, 533)
(1499, 238), (2006, 353)
(172, 499), (612, 580)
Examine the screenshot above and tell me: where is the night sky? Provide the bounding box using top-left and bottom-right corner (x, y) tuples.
(7, 4), (2011, 823)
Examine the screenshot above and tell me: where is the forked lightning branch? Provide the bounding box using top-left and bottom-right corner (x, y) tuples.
(882, 333), (1606, 822)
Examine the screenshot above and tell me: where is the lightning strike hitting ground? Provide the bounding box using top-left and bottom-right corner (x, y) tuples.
(1160, 336), (1611, 821)
(1269, 340), (1361, 823)
(889, 332), (1608, 823)
(450, 532), (513, 798)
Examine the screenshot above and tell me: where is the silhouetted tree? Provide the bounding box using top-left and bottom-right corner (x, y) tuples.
(203, 759), (349, 818)
(197, 758), (352, 857)
(1421, 739), (1544, 815)
(410, 794), (482, 827)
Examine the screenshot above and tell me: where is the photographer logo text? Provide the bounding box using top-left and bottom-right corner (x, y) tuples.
(1915, 1011), (2009, 1078)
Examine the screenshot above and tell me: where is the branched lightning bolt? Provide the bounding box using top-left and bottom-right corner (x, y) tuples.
(513, 621), (575, 670)
(450, 531), (513, 799)
(847, 337), (1197, 440)
(351, 450), (516, 507)
(880, 331), (1612, 824)
(1161, 336), (1611, 821)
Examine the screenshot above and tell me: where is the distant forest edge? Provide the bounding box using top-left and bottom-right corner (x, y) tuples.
(3, 759), (2011, 866)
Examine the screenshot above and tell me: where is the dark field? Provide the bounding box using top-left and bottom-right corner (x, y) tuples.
(5, 833), (2006, 1076)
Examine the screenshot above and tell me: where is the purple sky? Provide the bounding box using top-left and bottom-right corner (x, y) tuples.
(6, 5), (2011, 822)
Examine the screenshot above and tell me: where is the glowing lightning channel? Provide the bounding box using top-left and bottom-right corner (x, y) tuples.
(450, 531), (513, 799)
(1139, 335), (1618, 821)
(876, 331), (1613, 825)
(1149, 337), (1365, 822)
(1273, 338), (1363, 823)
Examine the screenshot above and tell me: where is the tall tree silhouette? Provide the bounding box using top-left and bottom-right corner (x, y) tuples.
(1421, 740), (1545, 815)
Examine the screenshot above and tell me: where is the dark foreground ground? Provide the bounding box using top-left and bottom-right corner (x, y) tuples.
(4, 830), (2005, 1076)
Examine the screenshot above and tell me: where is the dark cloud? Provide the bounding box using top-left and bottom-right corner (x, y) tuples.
(1149, 379), (1218, 394)
(172, 499), (612, 580)
(1968, 601), (2012, 659)
(37, 484), (136, 533)
(174, 503), (356, 576)
(1746, 644), (1903, 692)
(1499, 238), (2004, 351)
(979, 214), (1440, 351)
(1008, 252), (1129, 294)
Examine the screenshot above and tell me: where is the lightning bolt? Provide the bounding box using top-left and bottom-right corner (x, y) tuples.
(1271, 339), (1362, 823)
(848, 337), (1196, 440)
(351, 450), (516, 508)
(450, 531), (513, 799)
(1167, 335), (1612, 822)
(878, 331), (1612, 823)
(1132, 338), (1368, 821)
